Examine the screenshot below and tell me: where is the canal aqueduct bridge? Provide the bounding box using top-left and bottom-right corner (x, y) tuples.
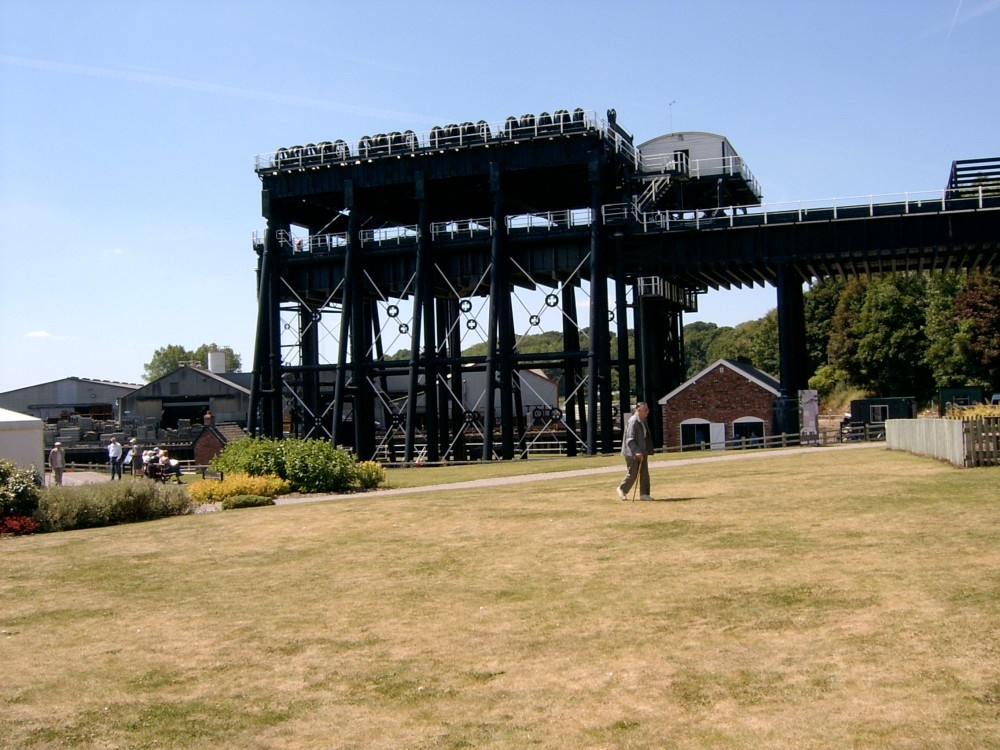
(249, 108), (1000, 461)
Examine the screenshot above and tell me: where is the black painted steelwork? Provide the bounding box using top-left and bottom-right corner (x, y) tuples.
(251, 109), (1000, 459)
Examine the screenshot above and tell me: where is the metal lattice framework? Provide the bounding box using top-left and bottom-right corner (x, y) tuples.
(250, 110), (1000, 460)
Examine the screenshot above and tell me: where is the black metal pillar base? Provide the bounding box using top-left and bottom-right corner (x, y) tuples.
(773, 396), (801, 437)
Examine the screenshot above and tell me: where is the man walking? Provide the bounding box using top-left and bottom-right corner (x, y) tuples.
(617, 401), (654, 501)
(49, 441), (66, 486)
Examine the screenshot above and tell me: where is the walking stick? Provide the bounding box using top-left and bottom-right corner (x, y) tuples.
(631, 454), (644, 502)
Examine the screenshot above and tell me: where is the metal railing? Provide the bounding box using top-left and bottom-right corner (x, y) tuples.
(360, 226), (418, 247)
(256, 186), (999, 253)
(605, 186), (999, 233)
(638, 152), (762, 202)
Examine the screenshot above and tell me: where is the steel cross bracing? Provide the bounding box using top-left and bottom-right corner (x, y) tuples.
(257, 231), (608, 462)
(250, 109), (1000, 458)
(252, 200), (1000, 458)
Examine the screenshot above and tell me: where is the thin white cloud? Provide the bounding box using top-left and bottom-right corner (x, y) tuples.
(0, 54), (443, 125)
(946, 0), (966, 44)
(26, 330), (53, 338)
(921, 0), (1000, 40)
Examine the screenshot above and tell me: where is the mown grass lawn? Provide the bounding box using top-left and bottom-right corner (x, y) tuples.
(2, 444), (998, 749)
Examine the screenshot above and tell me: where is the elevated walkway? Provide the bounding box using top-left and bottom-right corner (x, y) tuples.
(947, 157), (1000, 198)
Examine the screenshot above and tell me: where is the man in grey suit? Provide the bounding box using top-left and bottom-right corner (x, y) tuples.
(618, 401), (654, 500)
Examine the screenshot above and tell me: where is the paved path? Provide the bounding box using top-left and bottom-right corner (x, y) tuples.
(46, 442), (882, 505)
(275, 441), (883, 505)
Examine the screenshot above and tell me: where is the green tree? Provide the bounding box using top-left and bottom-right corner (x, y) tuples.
(746, 310), (779, 376)
(682, 315), (778, 376)
(803, 278), (846, 374)
(706, 324), (752, 365)
(852, 274), (934, 401)
(682, 321), (724, 374)
(952, 272), (1000, 388)
(143, 343), (242, 381)
(827, 277), (869, 376)
(924, 271), (971, 388)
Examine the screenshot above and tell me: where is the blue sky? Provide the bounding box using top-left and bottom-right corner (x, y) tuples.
(1, 0), (998, 393)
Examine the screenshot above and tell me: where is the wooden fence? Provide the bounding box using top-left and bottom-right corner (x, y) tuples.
(964, 417), (1000, 467)
(886, 417), (1000, 467)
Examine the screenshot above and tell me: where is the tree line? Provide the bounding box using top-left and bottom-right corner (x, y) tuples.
(687, 270), (1000, 405)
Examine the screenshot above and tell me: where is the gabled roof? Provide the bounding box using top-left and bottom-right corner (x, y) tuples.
(0, 406), (44, 428)
(0, 376), (140, 397)
(137, 365), (251, 395)
(193, 368), (252, 394)
(658, 359), (780, 404)
(196, 423), (248, 445)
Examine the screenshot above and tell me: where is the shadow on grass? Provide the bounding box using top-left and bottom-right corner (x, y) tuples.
(633, 495), (700, 503)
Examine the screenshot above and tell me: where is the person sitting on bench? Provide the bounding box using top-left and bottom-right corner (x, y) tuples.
(157, 450), (183, 484)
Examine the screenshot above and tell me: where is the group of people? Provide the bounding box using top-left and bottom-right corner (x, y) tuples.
(45, 438), (183, 485)
(107, 438), (183, 483)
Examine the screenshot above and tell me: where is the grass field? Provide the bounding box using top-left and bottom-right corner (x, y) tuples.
(2, 444), (998, 749)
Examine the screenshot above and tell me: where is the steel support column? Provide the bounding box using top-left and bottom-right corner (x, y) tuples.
(614, 246), (631, 434)
(562, 285), (582, 457)
(421, 250), (440, 463)
(587, 155), (612, 454)
(405, 175), (430, 461)
(446, 298), (467, 461)
(435, 298), (453, 460)
(353, 280), (375, 458)
(775, 263), (807, 434)
(252, 219), (286, 437)
(299, 304), (320, 438)
(332, 194), (358, 448)
(485, 163), (513, 460)
(249, 219), (282, 437)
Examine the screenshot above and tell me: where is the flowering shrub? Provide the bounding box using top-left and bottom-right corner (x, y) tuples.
(0, 458), (42, 518)
(354, 461), (387, 490)
(187, 473), (290, 505)
(210, 438), (368, 494)
(0, 515), (40, 536)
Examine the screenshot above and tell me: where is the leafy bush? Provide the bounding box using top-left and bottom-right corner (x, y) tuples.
(0, 515), (40, 536)
(220, 494), (275, 510)
(0, 458), (42, 518)
(187, 473), (290, 505)
(209, 437), (284, 478)
(210, 438), (361, 494)
(282, 439), (356, 493)
(354, 460), (387, 490)
(35, 481), (194, 533)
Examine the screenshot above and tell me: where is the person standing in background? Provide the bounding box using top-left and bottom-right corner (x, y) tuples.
(127, 438), (144, 476)
(48, 441), (66, 485)
(107, 437), (123, 480)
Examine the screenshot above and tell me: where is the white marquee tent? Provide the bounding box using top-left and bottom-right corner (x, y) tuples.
(0, 407), (44, 472)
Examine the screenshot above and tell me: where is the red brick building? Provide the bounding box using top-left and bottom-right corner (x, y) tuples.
(192, 422), (248, 466)
(657, 359), (780, 450)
